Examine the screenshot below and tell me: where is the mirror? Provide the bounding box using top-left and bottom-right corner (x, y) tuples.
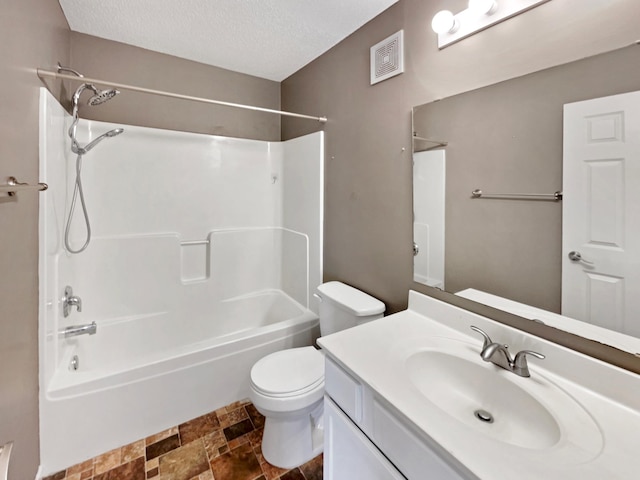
(412, 45), (640, 355)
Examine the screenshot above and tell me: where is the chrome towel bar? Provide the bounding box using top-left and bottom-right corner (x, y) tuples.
(471, 189), (562, 201)
(1, 176), (48, 196)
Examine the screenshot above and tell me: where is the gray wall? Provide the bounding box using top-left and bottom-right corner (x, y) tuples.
(0, 2), (70, 479)
(413, 46), (640, 313)
(281, 0), (640, 313)
(68, 33), (281, 141)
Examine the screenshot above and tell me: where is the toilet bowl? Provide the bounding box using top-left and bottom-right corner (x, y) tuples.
(250, 346), (325, 469)
(249, 281), (385, 468)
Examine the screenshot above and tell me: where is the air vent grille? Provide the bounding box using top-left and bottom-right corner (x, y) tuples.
(370, 30), (404, 85)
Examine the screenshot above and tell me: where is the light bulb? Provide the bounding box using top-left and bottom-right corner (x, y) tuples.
(431, 10), (458, 34)
(468, 0), (497, 15)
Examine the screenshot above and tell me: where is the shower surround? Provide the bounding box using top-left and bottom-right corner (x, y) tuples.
(38, 89), (323, 475)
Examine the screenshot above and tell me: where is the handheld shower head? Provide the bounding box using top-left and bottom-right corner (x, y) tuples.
(81, 128), (125, 153)
(88, 89), (120, 106)
(106, 128), (124, 137)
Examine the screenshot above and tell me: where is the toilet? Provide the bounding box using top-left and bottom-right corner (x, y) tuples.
(249, 282), (385, 468)
(249, 281), (385, 469)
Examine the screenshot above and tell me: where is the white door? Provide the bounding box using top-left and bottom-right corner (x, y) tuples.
(562, 90), (640, 337)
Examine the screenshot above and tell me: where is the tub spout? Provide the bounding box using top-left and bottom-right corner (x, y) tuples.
(59, 321), (97, 338)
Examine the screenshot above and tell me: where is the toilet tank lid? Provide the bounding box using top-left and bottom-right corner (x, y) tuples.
(317, 281), (385, 316)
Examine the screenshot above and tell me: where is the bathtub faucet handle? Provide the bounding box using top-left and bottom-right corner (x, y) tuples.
(63, 286), (82, 317)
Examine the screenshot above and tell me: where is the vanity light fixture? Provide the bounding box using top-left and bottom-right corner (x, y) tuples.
(431, 10), (458, 35)
(432, 0), (551, 49)
(468, 0), (498, 16)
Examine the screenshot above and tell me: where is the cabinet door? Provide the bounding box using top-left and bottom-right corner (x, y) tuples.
(324, 397), (406, 480)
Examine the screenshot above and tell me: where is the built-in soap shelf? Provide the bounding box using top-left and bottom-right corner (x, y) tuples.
(180, 237), (211, 284)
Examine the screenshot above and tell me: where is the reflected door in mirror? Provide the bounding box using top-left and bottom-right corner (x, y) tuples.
(562, 90), (640, 337)
(413, 150), (445, 288)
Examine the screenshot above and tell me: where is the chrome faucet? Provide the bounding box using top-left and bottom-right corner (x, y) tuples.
(63, 286), (82, 317)
(470, 326), (545, 377)
(59, 321), (97, 338)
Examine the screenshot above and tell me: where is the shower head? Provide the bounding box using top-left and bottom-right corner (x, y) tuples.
(69, 84), (122, 152)
(71, 84), (120, 111)
(81, 128), (125, 154)
(88, 89), (120, 106)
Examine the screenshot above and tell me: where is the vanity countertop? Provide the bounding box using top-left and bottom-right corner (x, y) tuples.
(318, 290), (640, 480)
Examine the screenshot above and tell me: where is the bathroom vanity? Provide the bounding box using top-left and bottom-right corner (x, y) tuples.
(318, 291), (640, 479)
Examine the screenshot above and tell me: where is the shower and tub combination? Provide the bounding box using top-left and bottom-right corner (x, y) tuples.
(38, 71), (324, 475)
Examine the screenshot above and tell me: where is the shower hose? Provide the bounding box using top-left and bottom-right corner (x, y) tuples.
(64, 153), (91, 254)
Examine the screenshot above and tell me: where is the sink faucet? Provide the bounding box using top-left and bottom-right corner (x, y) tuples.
(470, 326), (545, 377)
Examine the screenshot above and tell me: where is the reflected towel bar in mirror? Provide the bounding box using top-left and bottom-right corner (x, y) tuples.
(471, 189), (563, 201)
(412, 134), (448, 151)
(1, 177), (48, 196)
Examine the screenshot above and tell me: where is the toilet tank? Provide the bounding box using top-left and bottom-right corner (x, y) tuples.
(316, 281), (385, 336)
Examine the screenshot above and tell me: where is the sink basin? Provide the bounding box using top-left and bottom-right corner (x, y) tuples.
(404, 348), (602, 456)
(407, 350), (560, 449)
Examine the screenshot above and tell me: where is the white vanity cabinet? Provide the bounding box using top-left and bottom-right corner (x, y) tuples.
(324, 356), (472, 480)
(325, 398), (405, 480)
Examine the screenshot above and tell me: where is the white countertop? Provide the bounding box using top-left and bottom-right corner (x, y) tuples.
(318, 290), (640, 480)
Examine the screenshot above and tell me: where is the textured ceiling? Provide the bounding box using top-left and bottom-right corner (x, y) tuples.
(58, 0), (398, 82)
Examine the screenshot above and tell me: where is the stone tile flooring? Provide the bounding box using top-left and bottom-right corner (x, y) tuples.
(43, 399), (323, 480)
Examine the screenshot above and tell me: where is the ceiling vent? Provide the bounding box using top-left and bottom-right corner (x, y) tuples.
(370, 30), (404, 85)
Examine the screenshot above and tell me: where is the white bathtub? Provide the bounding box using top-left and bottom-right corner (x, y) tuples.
(40, 290), (319, 474)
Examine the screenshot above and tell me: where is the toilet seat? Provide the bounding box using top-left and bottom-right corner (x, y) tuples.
(250, 346), (324, 398)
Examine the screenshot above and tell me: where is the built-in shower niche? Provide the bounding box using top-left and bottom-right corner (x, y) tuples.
(180, 239), (210, 283)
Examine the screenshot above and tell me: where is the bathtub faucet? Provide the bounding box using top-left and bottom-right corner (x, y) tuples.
(59, 321), (97, 338)
(63, 285), (82, 317)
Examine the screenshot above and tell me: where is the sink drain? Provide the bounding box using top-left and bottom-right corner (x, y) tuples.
(474, 409), (494, 423)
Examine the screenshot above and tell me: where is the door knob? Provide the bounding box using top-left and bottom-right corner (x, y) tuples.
(568, 251), (594, 265)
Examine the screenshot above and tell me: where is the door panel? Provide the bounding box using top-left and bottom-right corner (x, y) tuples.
(563, 90), (640, 337)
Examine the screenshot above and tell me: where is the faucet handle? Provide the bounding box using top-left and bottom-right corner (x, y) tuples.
(470, 325), (493, 350)
(513, 350), (545, 377)
(63, 286), (82, 317)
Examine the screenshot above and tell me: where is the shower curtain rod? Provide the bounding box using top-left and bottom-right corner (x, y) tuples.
(37, 69), (328, 124)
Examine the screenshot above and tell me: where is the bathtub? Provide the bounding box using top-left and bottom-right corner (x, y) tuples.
(40, 289), (319, 474)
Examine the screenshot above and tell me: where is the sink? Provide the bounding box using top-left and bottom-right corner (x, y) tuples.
(407, 350), (560, 449)
(403, 343), (603, 458)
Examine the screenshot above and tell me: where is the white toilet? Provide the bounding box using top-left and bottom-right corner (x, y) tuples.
(249, 281), (385, 469)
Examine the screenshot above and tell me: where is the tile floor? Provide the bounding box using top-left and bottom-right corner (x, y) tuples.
(43, 399), (322, 480)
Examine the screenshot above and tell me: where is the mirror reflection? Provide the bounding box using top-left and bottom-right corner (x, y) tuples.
(412, 45), (640, 347)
